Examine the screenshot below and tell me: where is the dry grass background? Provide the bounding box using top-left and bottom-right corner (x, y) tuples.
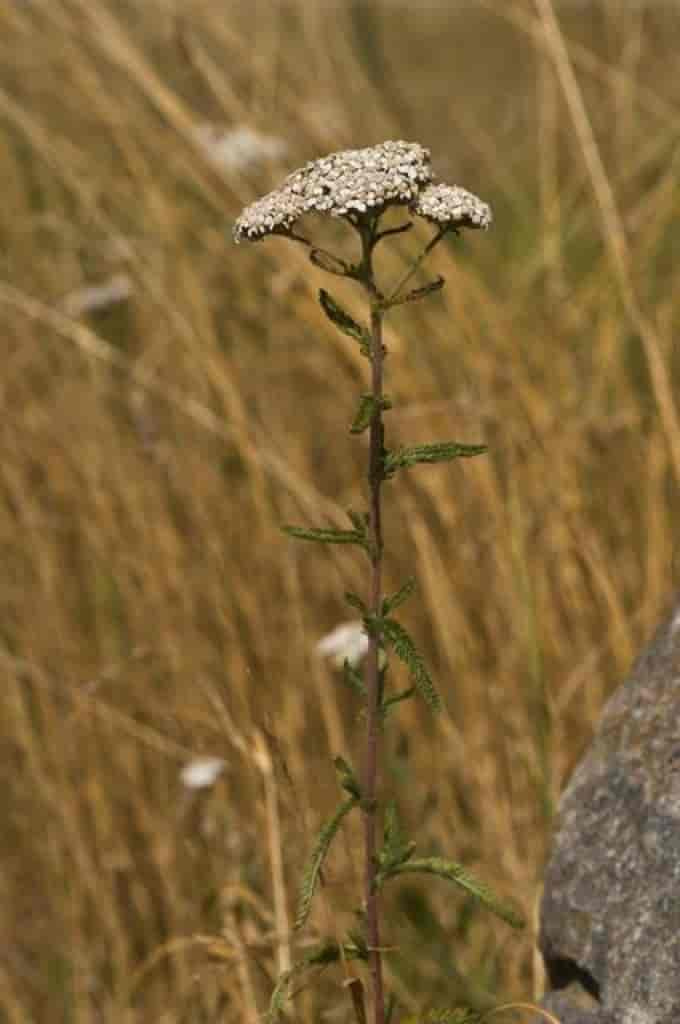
(1, 0), (679, 1020)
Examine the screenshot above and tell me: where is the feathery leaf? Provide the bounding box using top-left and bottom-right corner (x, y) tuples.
(350, 393), (393, 434)
(282, 524), (369, 550)
(310, 249), (352, 277)
(388, 275), (445, 308)
(347, 509), (370, 534)
(345, 591), (369, 616)
(376, 856), (524, 929)
(266, 941), (348, 1022)
(342, 659), (367, 698)
(382, 618), (441, 711)
(294, 797), (358, 930)
(384, 441), (487, 477)
(319, 289), (371, 356)
(402, 1008), (482, 1024)
(333, 755), (362, 799)
(381, 686), (416, 717)
(378, 802), (417, 873)
(382, 577), (416, 616)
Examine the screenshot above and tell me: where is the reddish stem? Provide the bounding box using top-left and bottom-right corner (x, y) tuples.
(360, 224), (386, 1024)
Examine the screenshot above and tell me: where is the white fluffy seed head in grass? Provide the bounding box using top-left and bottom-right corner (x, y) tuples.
(180, 757), (226, 790)
(315, 621), (369, 668)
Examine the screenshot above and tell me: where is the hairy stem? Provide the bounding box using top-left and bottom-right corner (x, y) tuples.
(359, 222), (386, 1024)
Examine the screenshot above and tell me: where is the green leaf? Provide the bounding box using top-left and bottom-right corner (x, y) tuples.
(382, 577), (416, 616)
(402, 1009), (482, 1024)
(346, 509), (369, 534)
(342, 659), (367, 698)
(266, 941), (347, 1022)
(319, 289), (371, 356)
(378, 802), (417, 873)
(333, 755), (362, 799)
(343, 927), (369, 961)
(385, 993), (399, 1024)
(282, 524), (368, 550)
(345, 591), (369, 616)
(294, 797), (358, 931)
(381, 686), (416, 718)
(266, 965), (297, 1023)
(388, 275), (445, 308)
(350, 393), (393, 434)
(310, 249), (352, 277)
(376, 856), (524, 929)
(362, 613), (384, 639)
(381, 618), (441, 711)
(382, 800), (403, 853)
(384, 442), (487, 477)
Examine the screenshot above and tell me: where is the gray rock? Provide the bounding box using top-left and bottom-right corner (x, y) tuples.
(537, 592), (680, 1024)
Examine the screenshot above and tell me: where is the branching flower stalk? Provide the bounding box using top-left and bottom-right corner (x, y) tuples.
(234, 142), (522, 1024)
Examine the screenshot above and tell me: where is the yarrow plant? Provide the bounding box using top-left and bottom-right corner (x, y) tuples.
(234, 142), (524, 1024)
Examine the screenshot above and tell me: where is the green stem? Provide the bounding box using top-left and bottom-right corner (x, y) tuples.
(359, 221), (386, 1024)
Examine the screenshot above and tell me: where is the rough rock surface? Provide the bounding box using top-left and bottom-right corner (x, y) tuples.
(537, 592), (680, 1024)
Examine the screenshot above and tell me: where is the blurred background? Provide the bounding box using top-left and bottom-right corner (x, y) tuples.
(1, 0), (679, 1020)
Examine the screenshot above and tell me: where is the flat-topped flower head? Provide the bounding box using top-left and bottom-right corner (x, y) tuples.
(233, 140), (432, 243)
(411, 183), (492, 231)
(283, 140), (432, 218)
(233, 186), (306, 243)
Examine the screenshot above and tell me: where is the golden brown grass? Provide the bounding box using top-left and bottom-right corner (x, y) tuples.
(1, 0), (680, 1020)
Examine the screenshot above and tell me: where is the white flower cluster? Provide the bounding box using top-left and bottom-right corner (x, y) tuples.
(283, 139), (432, 218)
(411, 183), (492, 230)
(232, 188), (303, 242)
(233, 140), (491, 242)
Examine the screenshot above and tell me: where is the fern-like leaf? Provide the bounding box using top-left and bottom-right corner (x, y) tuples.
(350, 393), (393, 435)
(266, 941), (346, 1022)
(381, 618), (441, 711)
(384, 441), (487, 477)
(282, 525), (368, 550)
(345, 591), (369, 616)
(294, 797), (358, 930)
(333, 755), (362, 799)
(310, 249), (352, 277)
(378, 801), (416, 874)
(388, 275), (445, 308)
(347, 509), (370, 534)
(376, 856), (524, 929)
(382, 577), (416, 616)
(381, 686), (416, 718)
(319, 289), (371, 356)
(342, 659), (367, 698)
(402, 1008), (482, 1024)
